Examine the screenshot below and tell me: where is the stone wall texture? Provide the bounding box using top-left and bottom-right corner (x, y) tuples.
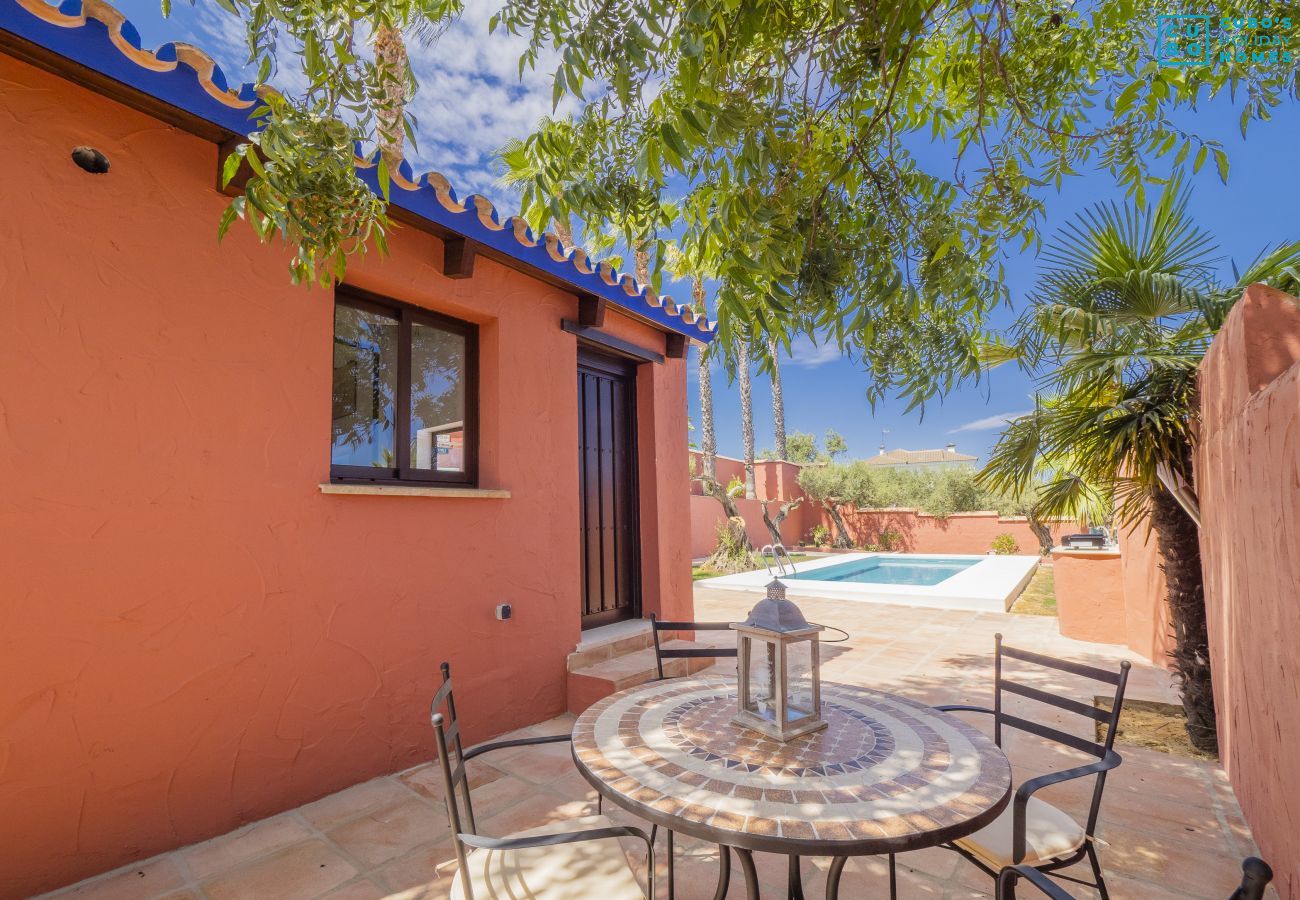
(1195, 284), (1300, 897)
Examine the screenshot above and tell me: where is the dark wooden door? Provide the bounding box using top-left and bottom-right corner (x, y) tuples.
(577, 350), (640, 629)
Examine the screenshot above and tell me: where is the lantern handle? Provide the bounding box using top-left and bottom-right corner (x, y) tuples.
(806, 622), (851, 643)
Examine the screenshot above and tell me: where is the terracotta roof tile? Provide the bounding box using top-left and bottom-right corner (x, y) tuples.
(863, 448), (978, 465)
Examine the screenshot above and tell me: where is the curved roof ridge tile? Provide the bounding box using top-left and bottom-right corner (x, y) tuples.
(1, 0), (715, 340)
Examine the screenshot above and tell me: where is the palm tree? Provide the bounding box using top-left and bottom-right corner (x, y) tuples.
(694, 278), (717, 485)
(980, 182), (1300, 753)
(372, 23), (409, 166)
(768, 337), (787, 460)
(737, 338), (756, 499)
(496, 125), (576, 245)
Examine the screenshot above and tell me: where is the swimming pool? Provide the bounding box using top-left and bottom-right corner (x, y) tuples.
(704, 552), (1040, 613)
(788, 556), (977, 586)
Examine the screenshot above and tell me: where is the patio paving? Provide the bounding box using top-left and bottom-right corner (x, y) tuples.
(44, 585), (1265, 900)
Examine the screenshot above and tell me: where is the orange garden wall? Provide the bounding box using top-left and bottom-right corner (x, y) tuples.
(1049, 523), (1172, 666)
(1194, 285), (1300, 897)
(812, 508), (1080, 555)
(0, 54), (692, 897)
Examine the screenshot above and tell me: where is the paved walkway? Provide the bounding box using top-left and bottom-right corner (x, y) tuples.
(45, 586), (1264, 899)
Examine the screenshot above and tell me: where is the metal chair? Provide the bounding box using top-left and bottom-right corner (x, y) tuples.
(648, 613), (740, 900)
(997, 856), (1273, 899)
(430, 662), (655, 900)
(931, 634), (1131, 899)
(649, 612), (739, 680)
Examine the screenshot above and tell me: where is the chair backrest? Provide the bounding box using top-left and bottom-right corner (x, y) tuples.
(990, 633), (1131, 835)
(649, 613), (738, 680)
(430, 661), (477, 896)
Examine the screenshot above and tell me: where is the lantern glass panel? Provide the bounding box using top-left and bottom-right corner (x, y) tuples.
(743, 639), (779, 723)
(785, 639), (816, 722)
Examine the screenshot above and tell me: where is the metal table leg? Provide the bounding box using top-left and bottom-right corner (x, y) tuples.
(788, 855), (805, 900)
(826, 857), (848, 900)
(736, 848), (761, 900)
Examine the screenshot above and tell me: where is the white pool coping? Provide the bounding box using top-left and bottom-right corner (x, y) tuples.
(706, 552), (1040, 613)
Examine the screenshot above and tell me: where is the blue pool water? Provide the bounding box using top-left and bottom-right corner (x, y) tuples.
(788, 556), (976, 586)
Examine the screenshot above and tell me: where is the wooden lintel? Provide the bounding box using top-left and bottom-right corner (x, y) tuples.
(561, 320), (664, 364)
(665, 333), (687, 359)
(441, 237), (477, 279)
(578, 294), (607, 328)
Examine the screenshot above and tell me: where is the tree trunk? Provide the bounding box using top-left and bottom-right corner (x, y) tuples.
(633, 241), (650, 286)
(762, 497), (803, 545)
(696, 278), (716, 484)
(1150, 484), (1217, 754)
(698, 476), (752, 552)
(1026, 510), (1054, 554)
(373, 24), (410, 165)
(738, 339), (756, 499)
(824, 502), (854, 549)
(769, 337), (787, 460)
(551, 215), (574, 247)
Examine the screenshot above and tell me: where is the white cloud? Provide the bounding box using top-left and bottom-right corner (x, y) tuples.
(786, 336), (845, 368)
(948, 410), (1032, 433)
(188, 0), (572, 211)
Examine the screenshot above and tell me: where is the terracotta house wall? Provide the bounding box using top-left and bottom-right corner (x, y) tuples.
(1194, 285), (1300, 898)
(0, 54), (691, 897)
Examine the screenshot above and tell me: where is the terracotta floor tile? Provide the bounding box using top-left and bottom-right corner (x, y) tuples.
(397, 759), (503, 804)
(319, 877), (389, 899)
(298, 777), (417, 832)
(200, 840), (358, 900)
(180, 813), (313, 880)
(325, 797), (449, 869)
(489, 741), (581, 784)
(47, 588), (1266, 900)
(45, 856), (186, 900)
(370, 842), (459, 894)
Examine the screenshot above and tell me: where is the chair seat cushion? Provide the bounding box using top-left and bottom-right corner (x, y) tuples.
(450, 814), (645, 899)
(954, 796), (1087, 869)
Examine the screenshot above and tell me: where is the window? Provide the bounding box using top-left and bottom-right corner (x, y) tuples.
(330, 287), (477, 485)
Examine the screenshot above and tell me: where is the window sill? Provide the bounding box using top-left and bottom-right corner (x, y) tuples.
(318, 483), (511, 499)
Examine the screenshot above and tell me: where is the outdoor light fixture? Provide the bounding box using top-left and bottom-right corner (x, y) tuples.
(731, 579), (826, 742)
(71, 146), (109, 174)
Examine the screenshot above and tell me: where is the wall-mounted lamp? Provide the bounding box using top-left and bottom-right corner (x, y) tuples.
(71, 146), (110, 174)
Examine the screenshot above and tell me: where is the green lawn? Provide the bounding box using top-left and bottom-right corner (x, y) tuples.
(1009, 565), (1057, 616)
(692, 554), (820, 581)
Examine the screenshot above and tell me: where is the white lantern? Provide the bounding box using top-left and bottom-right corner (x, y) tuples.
(730, 579), (826, 742)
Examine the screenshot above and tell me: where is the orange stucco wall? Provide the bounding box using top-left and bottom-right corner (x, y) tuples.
(1117, 519), (1172, 665)
(1050, 531), (1173, 665)
(815, 508), (1079, 554)
(1194, 285), (1300, 898)
(1050, 551), (1128, 645)
(0, 53), (691, 897)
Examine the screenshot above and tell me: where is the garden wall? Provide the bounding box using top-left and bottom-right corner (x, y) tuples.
(1194, 284), (1300, 897)
(812, 508), (1080, 555)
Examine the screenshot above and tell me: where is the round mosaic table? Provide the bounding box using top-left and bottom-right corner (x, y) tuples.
(572, 677), (1011, 899)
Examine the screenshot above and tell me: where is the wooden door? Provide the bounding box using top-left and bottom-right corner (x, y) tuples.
(577, 350), (640, 628)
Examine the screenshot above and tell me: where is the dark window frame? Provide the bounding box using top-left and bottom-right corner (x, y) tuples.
(330, 285), (479, 487)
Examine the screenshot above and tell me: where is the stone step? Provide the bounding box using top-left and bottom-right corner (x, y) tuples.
(566, 620), (655, 672)
(566, 641), (725, 715)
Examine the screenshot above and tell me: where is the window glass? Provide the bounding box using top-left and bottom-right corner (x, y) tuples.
(331, 304), (398, 468)
(409, 322), (468, 472)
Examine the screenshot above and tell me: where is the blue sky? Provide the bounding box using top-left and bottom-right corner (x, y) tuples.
(116, 1), (1300, 464)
